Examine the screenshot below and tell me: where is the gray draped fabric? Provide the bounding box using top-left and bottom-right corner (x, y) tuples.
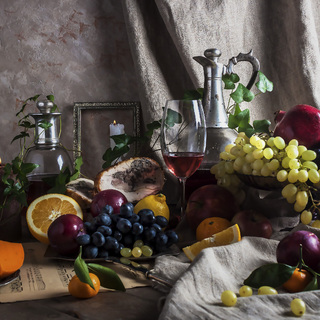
(121, 1), (320, 319)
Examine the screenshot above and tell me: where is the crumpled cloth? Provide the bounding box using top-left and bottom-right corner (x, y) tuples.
(152, 223), (320, 319)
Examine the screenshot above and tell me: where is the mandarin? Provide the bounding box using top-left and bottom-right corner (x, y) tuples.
(196, 217), (232, 241)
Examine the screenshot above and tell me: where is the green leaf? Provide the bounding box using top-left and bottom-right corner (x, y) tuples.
(183, 88), (203, 100)
(244, 263), (295, 288)
(88, 263), (126, 292)
(45, 168), (70, 194)
(46, 94), (54, 102)
(253, 119), (271, 134)
(145, 120), (161, 138)
(38, 121), (53, 130)
(222, 73), (240, 89)
(70, 156), (83, 181)
(74, 248), (94, 289)
(11, 132), (30, 144)
(102, 145), (130, 168)
(165, 109), (182, 127)
(230, 83), (255, 103)
(244, 127), (256, 138)
(111, 134), (134, 149)
(256, 71), (273, 93)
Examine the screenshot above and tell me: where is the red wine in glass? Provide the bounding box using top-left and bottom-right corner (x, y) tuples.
(162, 152), (204, 179)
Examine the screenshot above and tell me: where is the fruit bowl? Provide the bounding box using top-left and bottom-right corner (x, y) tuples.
(236, 174), (287, 191)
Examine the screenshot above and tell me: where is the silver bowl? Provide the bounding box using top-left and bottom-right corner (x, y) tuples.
(236, 174), (287, 191)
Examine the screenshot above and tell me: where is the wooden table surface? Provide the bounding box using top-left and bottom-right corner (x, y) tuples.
(0, 287), (165, 320)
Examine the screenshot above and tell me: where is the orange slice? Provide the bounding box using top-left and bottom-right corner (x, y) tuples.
(26, 194), (83, 244)
(183, 224), (241, 261)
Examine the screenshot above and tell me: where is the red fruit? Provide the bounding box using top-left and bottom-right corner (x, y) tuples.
(48, 214), (85, 256)
(91, 189), (127, 217)
(276, 230), (320, 273)
(273, 104), (320, 148)
(231, 210), (273, 239)
(186, 185), (239, 231)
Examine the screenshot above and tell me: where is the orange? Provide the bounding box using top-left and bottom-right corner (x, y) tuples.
(282, 268), (313, 293)
(26, 194), (83, 244)
(196, 217), (232, 241)
(133, 193), (170, 222)
(68, 273), (100, 299)
(183, 224), (241, 261)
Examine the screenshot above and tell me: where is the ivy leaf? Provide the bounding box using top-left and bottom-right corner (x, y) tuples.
(38, 121), (53, 130)
(244, 127), (256, 138)
(102, 145), (130, 168)
(222, 73), (240, 89)
(165, 109), (182, 127)
(16, 94), (41, 117)
(74, 247), (94, 289)
(88, 263), (126, 292)
(70, 156), (83, 181)
(110, 134), (135, 149)
(183, 88), (203, 100)
(253, 119), (271, 134)
(230, 83), (255, 103)
(228, 108), (250, 131)
(44, 168), (71, 194)
(256, 71), (273, 93)
(303, 275), (318, 291)
(145, 120), (161, 138)
(244, 263), (295, 288)
(11, 132), (30, 144)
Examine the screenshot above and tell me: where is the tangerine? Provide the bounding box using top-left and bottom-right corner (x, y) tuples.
(68, 273), (100, 299)
(196, 217), (232, 241)
(282, 268), (313, 293)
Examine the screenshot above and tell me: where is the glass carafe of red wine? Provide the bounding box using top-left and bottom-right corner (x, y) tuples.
(160, 99), (207, 218)
(23, 100), (73, 204)
(185, 48), (260, 197)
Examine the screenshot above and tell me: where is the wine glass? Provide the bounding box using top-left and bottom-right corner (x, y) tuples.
(160, 99), (207, 218)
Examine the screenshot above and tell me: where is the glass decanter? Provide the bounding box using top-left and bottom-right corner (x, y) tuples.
(24, 100), (73, 203)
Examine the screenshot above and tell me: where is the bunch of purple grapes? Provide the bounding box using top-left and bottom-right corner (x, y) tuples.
(76, 202), (179, 259)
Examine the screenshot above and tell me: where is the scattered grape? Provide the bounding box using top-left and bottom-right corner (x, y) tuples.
(132, 247), (142, 258)
(120, 247), (132, 258)
(221, 290), (237, 307)
(239, 285), (252, 297)
(257, 286), (278, 295)
(301, 210), (312, 225)
(311, 220), (320, 228)
(291, 298), (306, 317)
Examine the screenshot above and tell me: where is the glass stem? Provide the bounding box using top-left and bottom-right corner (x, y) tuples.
(179, 177), (187, 218)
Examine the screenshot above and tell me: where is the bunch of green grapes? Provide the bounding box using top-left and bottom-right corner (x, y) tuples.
(211, 132), (320, 224)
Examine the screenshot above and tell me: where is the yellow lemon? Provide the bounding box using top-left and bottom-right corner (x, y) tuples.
(133, 193), (170, 221)
(26, 193), (83, 244)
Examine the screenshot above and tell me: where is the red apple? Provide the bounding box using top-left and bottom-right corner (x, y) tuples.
(91, 189), (128, 217)
(48, 214), (85, 256)
(231, 210), (273, 239)
(186, 185), (239, 231)
(276, 230), (320, 272)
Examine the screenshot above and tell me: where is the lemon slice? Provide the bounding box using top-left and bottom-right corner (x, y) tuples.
(26, 194), (83, 244)
(183, 224), (241, 261)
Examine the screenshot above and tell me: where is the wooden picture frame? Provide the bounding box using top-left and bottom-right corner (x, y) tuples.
(73, 102), (141, 179)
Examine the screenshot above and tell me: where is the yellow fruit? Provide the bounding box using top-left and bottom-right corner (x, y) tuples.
(68, 273), (100, 299)
(133, 193), (170, 221)
(183, 224), (241, 261)
(196, 217), (232, 241)
(26, 193), (83, 244)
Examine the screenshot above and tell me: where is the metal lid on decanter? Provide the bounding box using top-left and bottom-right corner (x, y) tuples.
(29, 100), (61, 146)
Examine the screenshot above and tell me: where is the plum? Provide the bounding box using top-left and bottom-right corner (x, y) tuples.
(91, 189), (127, 217)
(276, 230), (320, 272)
(48, 214), (85, 256)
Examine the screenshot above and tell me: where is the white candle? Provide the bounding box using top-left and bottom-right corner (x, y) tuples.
(109, 120), (125, 148)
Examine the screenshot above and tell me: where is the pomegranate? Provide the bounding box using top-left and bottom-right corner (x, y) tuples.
(273, 104), (320, 148)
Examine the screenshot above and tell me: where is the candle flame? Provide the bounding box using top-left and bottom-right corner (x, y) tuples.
(113, 120), (116, 125)
(0, 158), (1, 165)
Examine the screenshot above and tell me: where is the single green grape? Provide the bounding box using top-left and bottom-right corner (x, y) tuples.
(296, 191), (308, 208)
(277, 170), (288, 182)
(245, 152), (255, 163)
(261, 164), (272, 177)
(291, 298), (306, 317)
(267, 137), (275, 147)
(294, 201), (306, 212)
(289, 159), (300, 170)
(239, 285), (252, 297)
(249, 135), (259, 147)
(288, 139), (299, 146)
(263, 147), (274, 159)
(302, 150), (317, 161)
(282, 183), (297, 199)
(311, 220), (320, 228)
(252, 159), (264, 171)
(308, 169), (320, 183)
(224, 143), (234, 153)
(286, 145), (299, 159)
(255, 139), (266, 150)
(267, 159), (280, 171)
(221, 290), (237, 307)
(133, 240), (144, 248)
(288, 169), (299, 183)
(253, 149), (264, 160)
(225, 162), (234, 174)
(120, 257), (131, 265)
(243, 143), (254, 153)
(301, 210), (312, 225)
(274, 136), (286, 149)
(141, 245), (153, 257)
(297, 170), (308, 183)
(282, 157), (291, 169)
(303, 161), (318, 170)
(298, 145), (307, 156)
(132, 246), (142, 258)
(120, 247), (132, 258)
(258, 286), (278, 295)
